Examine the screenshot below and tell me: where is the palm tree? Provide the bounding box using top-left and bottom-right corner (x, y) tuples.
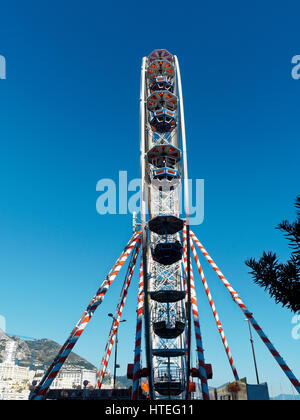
(245, 196), (300, 313)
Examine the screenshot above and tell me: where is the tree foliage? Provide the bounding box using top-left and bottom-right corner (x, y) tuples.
(245, 196), (300, 313)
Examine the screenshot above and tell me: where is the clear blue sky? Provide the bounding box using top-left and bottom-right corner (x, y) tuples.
(0, 0), (299, 397)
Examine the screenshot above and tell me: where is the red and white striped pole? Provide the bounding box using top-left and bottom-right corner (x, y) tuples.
(97, 240), (141, 388)
(190, 230), (300, 394)
(97, 241), (140, 382)
(182, 227), (210, 400)
(30, 232), (140, 400)
(97, 239), (141, 386)
(131, 257), (144, 399)
(190, 237), (239, 381)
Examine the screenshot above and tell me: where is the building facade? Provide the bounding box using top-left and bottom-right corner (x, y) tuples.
(209, 378), (270, 401)
(50, 367), (97, 389)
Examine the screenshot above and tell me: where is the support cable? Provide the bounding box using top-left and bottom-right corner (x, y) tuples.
(189, 236), (239, 381)
(97, 240), (141, 388)
(190, 230), (300, 394)
(132, 256), (145, 399)
(30, 232), (140, 400)
(182, 227), (210, 400)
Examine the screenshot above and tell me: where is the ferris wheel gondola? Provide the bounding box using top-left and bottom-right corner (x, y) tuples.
(149, 76), (174, 93)
(148, 49), (174, 64)
(147, 91), (177, 112)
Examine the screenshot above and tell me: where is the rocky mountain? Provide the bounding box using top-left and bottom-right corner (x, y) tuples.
(0, 329), (96, 371)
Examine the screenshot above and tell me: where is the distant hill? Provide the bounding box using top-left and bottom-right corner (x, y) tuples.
(0, 329), (96, 371)
(116, 375), (132, 388)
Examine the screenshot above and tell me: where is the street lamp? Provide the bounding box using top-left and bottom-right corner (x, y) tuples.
(108, 313), (127, 390)
(245, 317), (260, 385)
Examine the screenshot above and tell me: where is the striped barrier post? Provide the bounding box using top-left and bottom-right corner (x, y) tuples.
(190, 237), (239, 381)
(131, 257), (144, 400)
(30, 233), (141, 400)
(190, 230), (300, 394)
(97, 240), (141, 388)
(182, 227), (210, 400)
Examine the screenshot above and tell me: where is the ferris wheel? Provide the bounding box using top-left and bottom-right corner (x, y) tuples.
(29, 50), (300, 401)
(136, 49), (300, 400)
(139, 49), (193, 400)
